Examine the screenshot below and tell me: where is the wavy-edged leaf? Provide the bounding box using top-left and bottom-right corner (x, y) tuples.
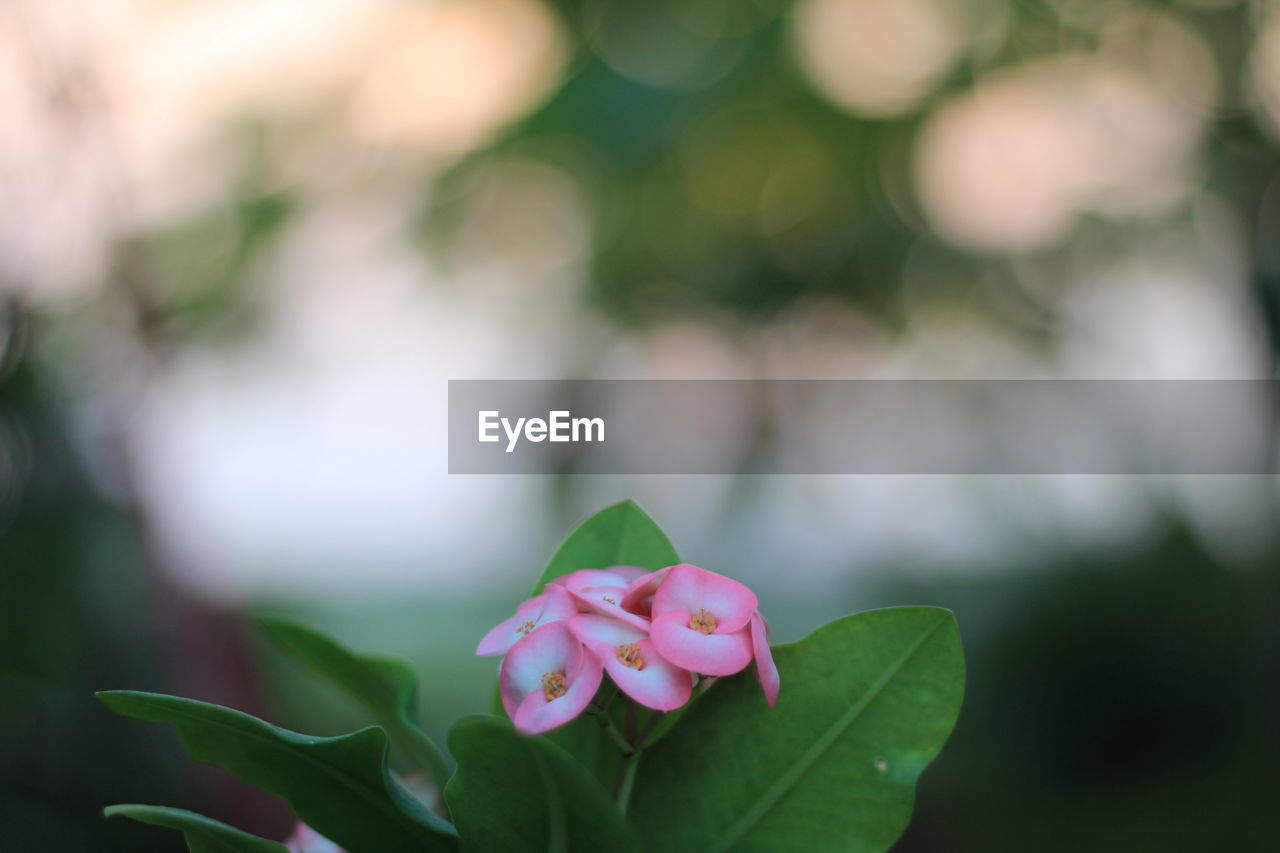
(97, 691), (457, 853)
(629, 607), (964, 853)
(104, 805), (287, 853)
(529, 500), (679, 594)
(260, 618), (451, 784)
(444, 716), (642, 853)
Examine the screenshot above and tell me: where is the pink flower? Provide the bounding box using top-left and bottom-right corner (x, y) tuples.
(499, 621), (603, 735)
(565, 585), (652, 631)
(647, 564), (757, 677)
(550, 566), (653, 631)
(283, 823), (345, 853)
(548, 565), (648, 590)
(619, 565), (674, 617)
(476, 584), (576, 657)
(569, 613), (693, 711)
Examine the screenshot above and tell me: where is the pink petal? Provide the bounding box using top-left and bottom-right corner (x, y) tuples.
(512, 652), (603, 735)
(597, 639), (693, 712)
(539, 584), (579, 619)
(620, 566), (674, 615)
(569, 613), (647, 650)
(652, 565), (757, 633)
(567, 586), (652, 631)
(605, 565), (650, 582)
(649, 610), (753, 676)
(625, 593), (655, 619)
(476, 612), (532, 658)
(751, 612), (780, 708)
(499, 622), (583, 718)
(549, 568), (635, 591)
(476, 585), (577, 657)
(284, 823), (345, 853)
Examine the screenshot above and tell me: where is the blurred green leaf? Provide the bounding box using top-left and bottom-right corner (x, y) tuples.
(97, 691), (458, 853)
(104, 805), (286, 853)
(260, 618), (452, 785)
(530, 500), (679, 594)
(630, 607), (964, 853)
(444, 716), (642, 853)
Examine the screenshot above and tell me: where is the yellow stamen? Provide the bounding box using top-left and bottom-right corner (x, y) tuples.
(516, 620), (536, 635)
(616, 643), (645, 670)
(541, 671), (567, 700)
(689, 608), (718, 634)
(602, 596), (617, 605)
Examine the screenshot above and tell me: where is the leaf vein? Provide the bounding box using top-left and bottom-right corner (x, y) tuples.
(714, 615), (948, 852)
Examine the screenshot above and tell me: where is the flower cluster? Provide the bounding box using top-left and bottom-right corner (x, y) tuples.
(477, 564), (779, 735)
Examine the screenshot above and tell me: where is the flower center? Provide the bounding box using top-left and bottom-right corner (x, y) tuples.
(615, 643), (645, 670)
(689, 608), (718, 634)
(541, 671), (567, 700)
(601, 596), (617, 605)
(516, 620), (536, 635)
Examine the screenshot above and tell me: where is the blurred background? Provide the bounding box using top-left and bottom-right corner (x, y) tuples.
(2, 0), (1278, 849)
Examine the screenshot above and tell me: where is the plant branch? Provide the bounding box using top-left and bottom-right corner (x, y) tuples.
(589, 696), (647, 813)
(587, 705), (635, 757)
(596, 682), (620, 713)
(635, 711), (667, 751)
(614, 751), (640, 816)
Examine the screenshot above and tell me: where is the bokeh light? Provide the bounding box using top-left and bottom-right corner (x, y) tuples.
(3, 0), (1279, 849)
(916, 9), (1217, 253)
(791, 0), (970, 117)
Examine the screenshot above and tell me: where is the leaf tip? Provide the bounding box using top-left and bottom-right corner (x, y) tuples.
(597, 498), (647, 519)
(258, 614), (303, 632)
(94, 689), (129, 707)
(258, 618), (304, 650)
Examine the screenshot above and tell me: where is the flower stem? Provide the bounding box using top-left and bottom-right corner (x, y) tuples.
(596, 681), (620, 713)
(634, 711), (666, 751)
(589, 697), (646, 813)
(587, 705), (635, 756)
(615, 751), (641, 816)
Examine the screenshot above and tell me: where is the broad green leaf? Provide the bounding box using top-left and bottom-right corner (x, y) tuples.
(529, 500), (679, 594)
(97, 691), (458, 853)
(629, 607), (964, 853)
(260, 618), (451, 785)
(444, 716), (642, 853)
(104, 805), (287, 853)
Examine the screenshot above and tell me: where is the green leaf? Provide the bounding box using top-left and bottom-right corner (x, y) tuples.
(444, 716), (643, 853)
(529, 500), (679, 595)
(104, 805), (287, 853)
(260, 618), (452, 785)
(629, 606), (965, 853)
(97, 691), (458, 853)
